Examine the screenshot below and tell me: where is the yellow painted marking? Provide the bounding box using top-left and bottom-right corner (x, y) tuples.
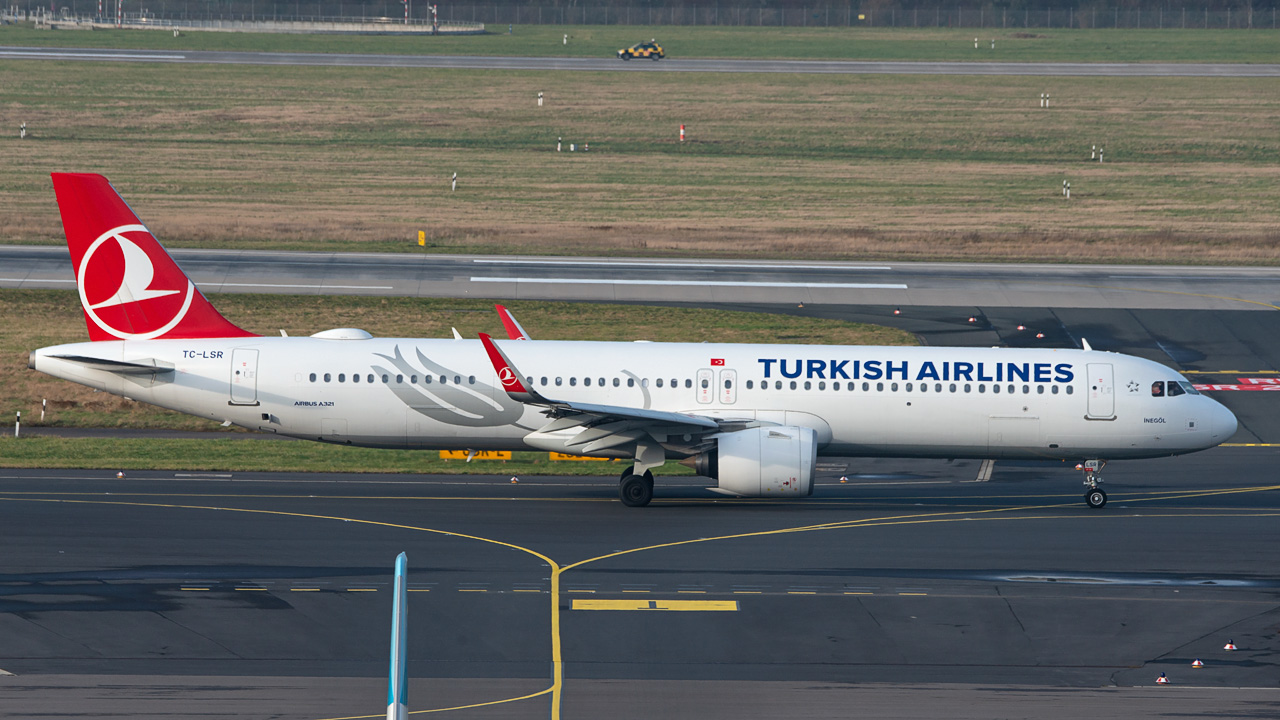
(180, 587), (209, 591)
(549, 452), (612, 462)
(1183, 370), (1280, 375)
(787, 591), (817, 595)
(733, 591), (762, 594)
(677, 590), (706, 594)
(572, 599), (738, 612)
(622, 589), (650, 593)
(567, 589), (594, 593)
(513, 589), (541, 593)
(408, 589), (431, 593)
(458, 589), (487, 593)
(1222, 443), (1280, 447)
(347, 588), (378, 592)
(438, 450), (511, 460)
(899, 592), (929, 596)
(291, 588), (321, 592)
(844, 592), (874, 595)
(235, 587), (267, 591)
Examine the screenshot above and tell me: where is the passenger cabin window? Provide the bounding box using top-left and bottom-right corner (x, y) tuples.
(309, 373), (317, 382)
(613, 378), (621, 387)
(569, 377), (577, 387)
(747, 380), (754, 389)
(353, 373), (360, 384)
(324, 373), (332, 382)
(685, 379), (692, 388)
(654, 379), (662, 388)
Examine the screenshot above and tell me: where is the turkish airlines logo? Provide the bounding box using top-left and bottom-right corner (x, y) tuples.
(77, 224), (194, 340)
(497, 366), (520, 389)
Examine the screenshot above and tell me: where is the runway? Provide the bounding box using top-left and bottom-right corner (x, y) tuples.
(2, 45), (1279, 76)
(4, 245), (1280, 311)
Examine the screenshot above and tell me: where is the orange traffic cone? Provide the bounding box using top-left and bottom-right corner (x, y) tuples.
(1224, 640), (1237, 651)
(1191, 659), (1205, 668)
(1156, 672), (1169, 684)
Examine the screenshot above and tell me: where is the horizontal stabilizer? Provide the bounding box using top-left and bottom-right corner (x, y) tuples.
(48, 354), (174, 375)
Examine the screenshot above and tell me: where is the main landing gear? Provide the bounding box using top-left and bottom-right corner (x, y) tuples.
(619, 466), (655, 507)
(1079, 459), (1108, 509)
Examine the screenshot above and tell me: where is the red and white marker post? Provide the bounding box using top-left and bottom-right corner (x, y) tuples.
(679, 124), (685, 142)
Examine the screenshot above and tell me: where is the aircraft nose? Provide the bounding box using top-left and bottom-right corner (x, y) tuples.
(1207, 399), (1238, 441)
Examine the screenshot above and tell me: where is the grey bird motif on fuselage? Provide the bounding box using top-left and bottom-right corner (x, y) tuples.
(373, 346), (525, 427)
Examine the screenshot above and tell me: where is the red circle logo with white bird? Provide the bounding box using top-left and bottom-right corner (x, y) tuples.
(77, 224), (194, 340)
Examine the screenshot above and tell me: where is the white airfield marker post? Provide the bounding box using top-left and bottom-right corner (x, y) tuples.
(386, 552), (409, 720)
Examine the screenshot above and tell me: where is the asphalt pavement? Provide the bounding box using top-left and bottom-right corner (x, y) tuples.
(5, 246), (1279, 311)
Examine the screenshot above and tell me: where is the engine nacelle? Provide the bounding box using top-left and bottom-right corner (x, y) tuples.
(694, 426), (816, 497)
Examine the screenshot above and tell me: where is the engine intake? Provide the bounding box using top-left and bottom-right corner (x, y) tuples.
(694, 426), (816, 497)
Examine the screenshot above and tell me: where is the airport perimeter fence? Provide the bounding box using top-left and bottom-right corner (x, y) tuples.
(8, 2), (1278, 29)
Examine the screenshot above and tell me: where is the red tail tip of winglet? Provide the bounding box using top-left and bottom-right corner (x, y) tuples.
(478, 333), (530, 393)
(495, 304), (529, 341)
(51, 173), (256, 341)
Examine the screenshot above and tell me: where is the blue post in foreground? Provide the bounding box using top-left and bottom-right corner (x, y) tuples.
(387, 552), (408, 720)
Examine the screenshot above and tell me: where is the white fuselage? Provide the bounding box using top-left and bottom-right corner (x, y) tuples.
(31, 336), (1237, 462)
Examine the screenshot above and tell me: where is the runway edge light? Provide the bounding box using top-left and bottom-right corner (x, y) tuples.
(387, 552), (408, 720)
(1224, 640), (1238, 651)
(1192, 658), (1205, 668)
(1156, 672), (1169, 684)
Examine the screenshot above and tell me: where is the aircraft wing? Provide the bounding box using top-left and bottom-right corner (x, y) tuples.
(477, 333), (720, 436)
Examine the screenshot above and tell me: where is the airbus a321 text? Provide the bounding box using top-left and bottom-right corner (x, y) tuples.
(29, 174), (1238, 507)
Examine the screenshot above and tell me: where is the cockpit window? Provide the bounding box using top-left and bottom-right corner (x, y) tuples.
(1151, 381), (1164, 397)
(1178, 381), (1200, 396)
(1166, 381), (1186, 397)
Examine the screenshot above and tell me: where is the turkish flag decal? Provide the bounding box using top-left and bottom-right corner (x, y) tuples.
(710, 358), (725, 366)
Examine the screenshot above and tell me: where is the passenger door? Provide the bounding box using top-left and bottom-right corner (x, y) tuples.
(229, 348), (259, 405)
(1086, 363), (1115, 419)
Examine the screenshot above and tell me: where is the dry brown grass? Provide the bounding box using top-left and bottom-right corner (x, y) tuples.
(1, 65), (1278, 263)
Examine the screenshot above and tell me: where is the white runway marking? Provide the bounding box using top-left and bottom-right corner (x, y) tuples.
(0, 278), (75, 283)
(473, 259), (893, 271)
(0, 50), (186, 60)
(206, 282), (395, 290)
(470, 277), (908, 289)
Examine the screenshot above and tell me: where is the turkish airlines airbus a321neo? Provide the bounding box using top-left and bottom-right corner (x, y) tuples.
(29, 174), (1238, 507)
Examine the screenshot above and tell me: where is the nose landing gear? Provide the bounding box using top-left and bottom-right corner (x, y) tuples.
(1078, 459), (1108, 508)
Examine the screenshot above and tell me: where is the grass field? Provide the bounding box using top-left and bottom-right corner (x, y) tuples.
(0, 436), (692, 474)
(2, 25), (1278, 63)
(2, 289), (915, 430)
(3, 59), (1277, 264)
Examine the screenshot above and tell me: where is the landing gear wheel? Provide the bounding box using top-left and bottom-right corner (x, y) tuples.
(620, 474), (653, 507)
(1085, 488), (1108, 509)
